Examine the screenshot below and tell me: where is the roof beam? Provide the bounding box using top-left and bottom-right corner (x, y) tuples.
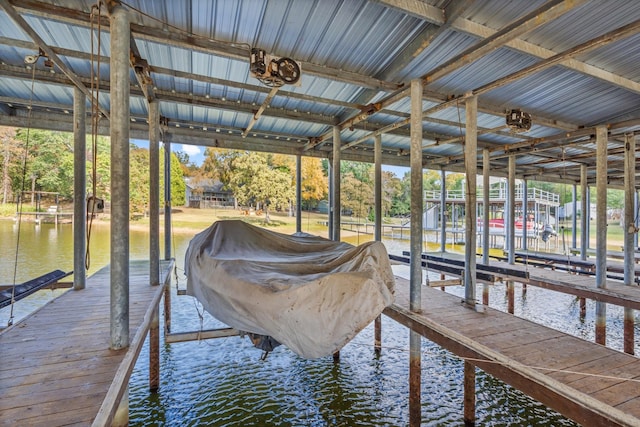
(370, 0), (445, 25)
(350, 18), (640, 150)
(323, 0), (584, 148)
(377, 0), (640, 94)
(424, 0), (586, 85)
(452, 16), (640, 95)
(9, 0), (399, 92)
(0, 0), (110, 120)
(472, 18), (640, 96)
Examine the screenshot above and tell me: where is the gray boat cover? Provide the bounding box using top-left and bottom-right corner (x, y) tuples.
(185, 220), (395, 359)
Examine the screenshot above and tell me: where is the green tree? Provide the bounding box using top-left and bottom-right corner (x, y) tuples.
(129, 146), (150, 215)
(0, 126), (21, 204)
(160, 148), (186, 207)
(14, 129), (75, 199)
(380, 170), (400, 218)
(227, 152), (294, 222)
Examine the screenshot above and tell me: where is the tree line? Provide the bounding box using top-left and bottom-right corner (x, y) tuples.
(1, 127), (621, 221)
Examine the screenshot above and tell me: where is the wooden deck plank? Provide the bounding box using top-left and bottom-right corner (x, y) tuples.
(0, 259), (173, 427)
(387, 276), (640, 427)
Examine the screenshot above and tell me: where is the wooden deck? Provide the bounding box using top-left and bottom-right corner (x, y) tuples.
(0, 260), (173, 427)
(386, 277), (640, 427)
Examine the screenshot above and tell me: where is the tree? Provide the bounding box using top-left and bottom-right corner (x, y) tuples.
(301, 157), (327, 209)
(0, 126), (20, 204)
(160, 147), (186, 207)
(174, 149), (199, 177)
(129, 147), (150, 215)
(341, 171), (373, 218)
(381, 170), (400, 217)
(14, 128), (75, 199)
(227, 152), (294, 222)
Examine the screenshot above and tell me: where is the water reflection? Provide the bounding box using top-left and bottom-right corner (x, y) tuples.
(4, 219), (627, 425)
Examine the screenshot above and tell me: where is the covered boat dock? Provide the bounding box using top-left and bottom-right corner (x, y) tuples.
(1, 0), (640, 425)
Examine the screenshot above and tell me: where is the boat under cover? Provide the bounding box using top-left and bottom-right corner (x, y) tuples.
(185, 220), (395, 359)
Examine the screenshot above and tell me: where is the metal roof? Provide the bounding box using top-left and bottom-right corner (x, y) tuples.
(1, 0), (640, 187)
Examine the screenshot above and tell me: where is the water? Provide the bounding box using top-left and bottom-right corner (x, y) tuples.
(4, 219), (637, 425)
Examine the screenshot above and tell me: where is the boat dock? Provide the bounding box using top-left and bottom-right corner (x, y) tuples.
(387, 276), (640, 427)
(0, 260), (173, 427)
(3, 254), (640, 426)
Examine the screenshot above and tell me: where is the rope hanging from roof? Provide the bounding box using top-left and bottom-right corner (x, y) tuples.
(6, 61), (39, 327)
(84, 1), (105, 271)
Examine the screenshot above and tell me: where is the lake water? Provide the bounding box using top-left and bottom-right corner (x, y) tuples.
(3, 219), (638, 425)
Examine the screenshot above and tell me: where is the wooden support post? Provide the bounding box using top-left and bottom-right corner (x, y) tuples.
(333, 351), (340, 363)
(149, 305), (159, 392)
(623, 132), (636, 354)
(409, 330), (421, 426)
(464, 361), (476, 426)
(579, 297), (586, 318)
(163, 281), (171, 335)
(374, 315), (382, 356)
(331, 125), (341, 242)
(507, 156), (516, 265)
(464, 93), (477, 308)
(580, 165), (588, 261)
(149, 100), (160, 287)
(507, 280), (514, 314)
(109, 0), (130, 352)
(296, 154), (302, 233)
(73, 86), (86, 291)
(374, 134), (382, 356)
(409, 78), (423, 427)
(595, 126), (607, 345)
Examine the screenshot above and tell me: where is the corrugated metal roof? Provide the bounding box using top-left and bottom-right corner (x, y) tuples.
(0, 0), (639, 185)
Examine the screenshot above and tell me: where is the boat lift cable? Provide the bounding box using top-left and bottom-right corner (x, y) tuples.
(85, 2), (103, 271)
(7, 61), (38, 327)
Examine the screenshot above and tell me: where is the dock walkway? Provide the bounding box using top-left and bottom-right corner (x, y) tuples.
(386, 277), (640, 426)
(0, 260), (173, 427)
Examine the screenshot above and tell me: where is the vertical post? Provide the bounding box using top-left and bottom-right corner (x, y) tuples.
(507, 156), (516, 265)
(332, 126), (341, 362)
(623, 133), (635, 354)
(595, 126), (607, 345)
(464, 94), (477, 307)
(572, 184), (577, 250)
(482, 149), (490, 306)
(507, 156), (516, 314)
(580, 165), (588, 261)
(149, 101), (160, 286)
(149, 305), (160, 391)
(73, 87), (86, 290)
(164, 278), (172, 334)
(327, 161), (333, 239)
(440, 169), (446, 252)
(148, 101), (161, 392)
(109, 2), (130, 351)
(374, 134), (383, 355)
(409, 78), (423, 427)
(164, 136), (172, 260)
(522, 179), (528, 251)
(464, 362), (476, 425)
(586, 188), (591, 251)
(331, 126), (341, 242)
(635, 190), (639, 249)
(296, 154), (302, 233)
